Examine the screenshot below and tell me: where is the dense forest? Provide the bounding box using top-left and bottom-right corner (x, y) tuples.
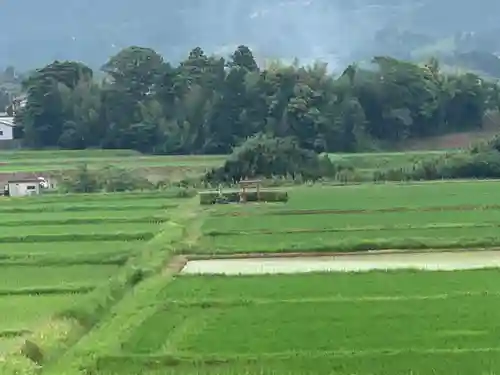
(12, 45), (500, 154)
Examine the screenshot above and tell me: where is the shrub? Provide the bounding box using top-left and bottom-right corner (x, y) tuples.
(374, 140), (500, 181)
(58, 164), (154, 193)
(204, 134), (338, 183)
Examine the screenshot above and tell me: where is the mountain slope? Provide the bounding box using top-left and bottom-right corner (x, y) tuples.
(1, 0), (500, 72)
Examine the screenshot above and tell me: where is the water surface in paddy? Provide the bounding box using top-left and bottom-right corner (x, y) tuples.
(181, 251), (500, 274)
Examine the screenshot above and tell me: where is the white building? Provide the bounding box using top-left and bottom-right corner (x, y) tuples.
(0, 116), (15, 141)
(6, 179), (41, 197)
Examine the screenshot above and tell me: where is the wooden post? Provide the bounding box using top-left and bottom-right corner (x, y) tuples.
(238, 179), (262, 204)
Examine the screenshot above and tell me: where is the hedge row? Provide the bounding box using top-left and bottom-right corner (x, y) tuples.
(199, 190), (288, 205)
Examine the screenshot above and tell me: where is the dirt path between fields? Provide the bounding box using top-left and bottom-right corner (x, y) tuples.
(180, 250), (500, 274)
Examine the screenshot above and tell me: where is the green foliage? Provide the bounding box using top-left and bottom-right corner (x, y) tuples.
(199, 190), (288, 205)
(15, 46), (500, 155)
(205, 134), (337, 183)
(58, 164), (154, 193)
(375, 135), (500, 181)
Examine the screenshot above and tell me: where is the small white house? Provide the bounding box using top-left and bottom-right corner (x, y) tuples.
(0, 117), (15, 141)
(6, 179), (41, 197)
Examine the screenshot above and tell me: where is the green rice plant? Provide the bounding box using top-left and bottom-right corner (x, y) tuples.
(86, 351), (500, 375)
(1, 190), (187, 205)
(0, 216), (167, 227)
(38, 200), (198, 374)
(0, 203), (176, 214)
(0, 241), (137, 254)
(198, 224), (500, 253)
(120, 307), (197, 354)
(0, 209), (168, 222)
(0, 241), (135, 266)
(203, 209), (500, 233)
(0, 232), (155, 243)
(208, 181), (500, 212)
(0, 251), (131, 267)
(0, 285), (95, 296)
(166, 292), (500, 355)
(164, 269), (500, 301)
(88, 270), (500, 375)
(0, 295), (81, 331)
(0, 265), (120, 291)
(0, 222), (158, 237)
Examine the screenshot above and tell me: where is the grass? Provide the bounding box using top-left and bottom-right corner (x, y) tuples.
(0, 294), (80, 331)
(87, 270), (500, 375)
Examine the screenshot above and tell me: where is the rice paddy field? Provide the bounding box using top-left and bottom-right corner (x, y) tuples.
(197, 181), (500, 253)
(80, 269), (500, 375)
(43, 179), (500, 375)
(0, 189), (179, 359)
(4, 149), (500, 375)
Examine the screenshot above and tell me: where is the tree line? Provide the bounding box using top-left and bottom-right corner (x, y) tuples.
(14, 45), (500, 154)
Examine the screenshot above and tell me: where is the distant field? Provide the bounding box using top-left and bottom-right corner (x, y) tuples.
(198, 181), (500, 253)
(91, 270), (500, 375)
(0, 150), (225, 182)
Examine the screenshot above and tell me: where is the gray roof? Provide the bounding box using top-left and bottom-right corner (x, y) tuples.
(8, 179), (40, 183)
(0, 117), (15, 127)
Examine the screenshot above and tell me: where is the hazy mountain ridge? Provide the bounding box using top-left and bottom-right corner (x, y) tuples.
(1, 0), (500, 73)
